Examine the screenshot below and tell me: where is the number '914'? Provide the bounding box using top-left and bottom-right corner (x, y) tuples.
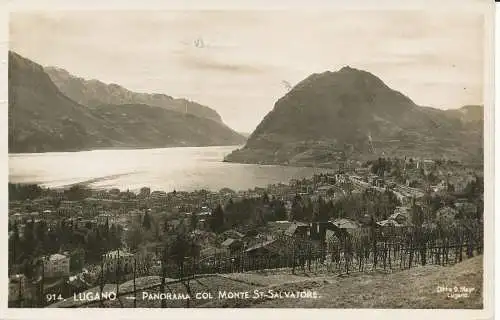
(46, 293), (63, 302)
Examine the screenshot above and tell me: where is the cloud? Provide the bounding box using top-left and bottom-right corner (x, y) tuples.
(178, 52), (263, 74)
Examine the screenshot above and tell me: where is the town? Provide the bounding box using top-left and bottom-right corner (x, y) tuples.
(8, 157), (484, 307)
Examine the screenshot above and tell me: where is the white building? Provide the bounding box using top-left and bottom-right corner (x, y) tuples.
(97, 212), (113, 225)
(44, 253), (70, 278)
(102, 250), (135, 273)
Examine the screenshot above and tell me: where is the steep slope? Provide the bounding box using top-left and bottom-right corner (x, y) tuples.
(8, 51), (113, 153)
(9, 51), (246, 153)
(45, 66), (222, 122)
(225, 66), (483, 166)
(89, 104), (246, 148)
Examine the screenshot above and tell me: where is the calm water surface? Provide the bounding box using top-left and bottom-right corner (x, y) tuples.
(9, 146), (330, 192)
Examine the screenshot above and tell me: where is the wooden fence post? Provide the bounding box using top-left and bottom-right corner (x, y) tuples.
(133, 257), (136, 308)
(100, 255), (104, 308)
(408, 234), (414, 269)
(372, 230), (378, 270)
(160, 249), (166, 308)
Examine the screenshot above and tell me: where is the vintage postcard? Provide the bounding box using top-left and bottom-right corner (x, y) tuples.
(1, 0), (495, 319)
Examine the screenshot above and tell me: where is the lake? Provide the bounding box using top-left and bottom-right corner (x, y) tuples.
(9, 146), (331, 192)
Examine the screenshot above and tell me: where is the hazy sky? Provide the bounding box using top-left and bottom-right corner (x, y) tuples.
(9, 10), (485, 132)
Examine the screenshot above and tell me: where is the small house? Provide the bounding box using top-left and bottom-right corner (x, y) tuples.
(388, 212), (409, 225)
(44, 254), (70, 278)
(285, 222), (310, 238)
(244, 240), (281, 257)
(221, 238), (243, 254)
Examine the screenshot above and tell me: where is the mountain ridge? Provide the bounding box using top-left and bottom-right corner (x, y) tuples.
(44, 66), (223, 123)
(225, 66), (483, 166)
(9, 51), (245, 153)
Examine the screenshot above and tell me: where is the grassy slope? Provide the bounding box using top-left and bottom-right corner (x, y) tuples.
(257, 255), (483, 309)
(47, 256), (483, 309)
(202, 255), (483, 309)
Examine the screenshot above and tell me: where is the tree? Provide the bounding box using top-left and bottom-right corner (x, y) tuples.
(464, 175), (483, 200)
(272, 201), (288, 221)
(65, 184), (91, 201)
(225, 198), (234, 212)
(162, 225), (201, 277)
(447, 183), (455, 193)
(9, 222), (21, 267)
(8, 183), (43, 201)
(190, 213), (199, 231)
(22, 220), (36, 258)
(154, 222), (161, 241)
(70, 248), (85, 271)
(303, 198), (314, 222)
(108, 225), (123, 249)
(210, 205), (225, 233)
(476, 198), (484, 222)
(254, 207), (266, 226)
(142, 212), (152, 230)
(126, 223), (144, 252)
(290, 195), (303, 221)
(262, 192), (270, 204)
(410, 199), (424, 227)
(427, 171), (439, 185)
(317, 196), (329, 222)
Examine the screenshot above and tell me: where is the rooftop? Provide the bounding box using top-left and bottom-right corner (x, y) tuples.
(103, 250), (134, 259)
(221, 238), (240, 247)
(9, 274), (26, 282)
(48, 253), (68, 261)
(331, 218), (361, 229)
(245, 239), (277, 253)
(377, 220), (404, 227)
(388, 212), (408, 221)
(285, 222), (310, 236)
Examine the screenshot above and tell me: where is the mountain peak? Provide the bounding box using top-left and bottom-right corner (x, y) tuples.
(339, 65), (357, 72)
(301, 66), (386, 85)
(290, 66), (392, 103)
(226, 66), (482, 165)
(336, 65), (384, 81)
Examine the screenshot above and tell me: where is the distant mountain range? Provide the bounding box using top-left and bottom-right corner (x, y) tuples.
(8, 51), (246, 153)
(44, 66), (222, 123)
(225, 66), (483, 166)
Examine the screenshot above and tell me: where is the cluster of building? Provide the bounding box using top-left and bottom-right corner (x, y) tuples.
(8, 247), (141, 306)
(8, 156), (482, 305)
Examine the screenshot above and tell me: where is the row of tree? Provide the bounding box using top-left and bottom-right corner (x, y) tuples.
(209, 194), (288, 233)
(8, 217), (123, 278)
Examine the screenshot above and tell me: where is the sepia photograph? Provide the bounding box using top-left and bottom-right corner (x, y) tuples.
(2, 0), (495, 317)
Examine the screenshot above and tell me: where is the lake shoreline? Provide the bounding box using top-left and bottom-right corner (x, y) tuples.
(9, 144), (245, 156)
(9, 146), (332, 193)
